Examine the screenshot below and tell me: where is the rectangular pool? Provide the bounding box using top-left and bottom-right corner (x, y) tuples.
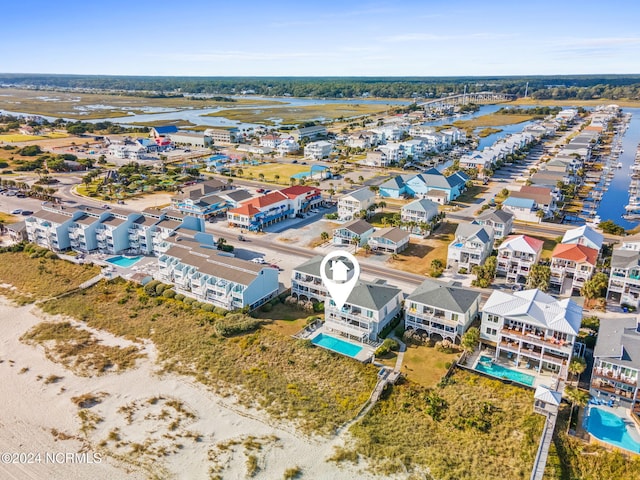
(474, 355), (535, 386)
(107, 255), (142, 268)
(312, 333), (363, 358)
(586, 407), (640, 454)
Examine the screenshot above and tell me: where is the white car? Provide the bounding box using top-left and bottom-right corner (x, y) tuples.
(10, 209), (22, 215)
(250, 258), (266, 264)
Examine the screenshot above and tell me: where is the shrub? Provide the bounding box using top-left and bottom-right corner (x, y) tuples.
(375, 344), (390, 356)
(155, 283), (167, 296)
(162, 289), (176, 298)
(175, 294), (185, 302)
(144, 280), (161, 297)
(213, 307), (228, 316)
(215, 314), (262, 337)
(383, 338), (399, 352)
(313, 302), (324, 313)
(458, 267), (468, 274)
(261, 303), (273, 312)
(44, 251), (58, 259)
(183, 297), (195, 305)
(201, 303), (214, 312)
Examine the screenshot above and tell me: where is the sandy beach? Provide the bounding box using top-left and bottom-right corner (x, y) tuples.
(0, 299), (379, 480)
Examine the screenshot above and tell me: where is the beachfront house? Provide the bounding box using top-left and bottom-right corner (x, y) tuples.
(475, 209), (514, 239)
(496, 235), (544, 284)
(171, 179), (228, 218)
(337, 188), (376, 221)
(607, 235), (640, 308)
(157, 240), (279, 311)
(25, 209), (76, 251)
(447, 223), (495, 272)
(405, 279), (482, 342)
(367, 227), (410, 253)
(550, 243), (598, 295)
(304, 140), (333, 160)
(333, 219), (374, 247)
(480, 289), (582, 378)
(590, 317), (640, 414)
(324, 279), (403, 343)
(95, 210), (146, 254)
(227, 191), (292, 231)
(400, 198), (440, 236)
(291, 255), (327, 303)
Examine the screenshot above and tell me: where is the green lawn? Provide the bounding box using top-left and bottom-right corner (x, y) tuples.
(402, 344), (459, 387)
(235, 163), (314, 183)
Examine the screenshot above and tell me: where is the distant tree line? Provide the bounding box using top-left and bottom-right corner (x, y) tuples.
(2, 74), (640, 100)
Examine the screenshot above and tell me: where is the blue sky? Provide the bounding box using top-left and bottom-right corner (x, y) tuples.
(2, 0), (639, 76)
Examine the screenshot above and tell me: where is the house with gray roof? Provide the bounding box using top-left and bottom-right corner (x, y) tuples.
(171, 179), (229, 219)
(401, 198), (440, 236)
(480, 289), (582, 379)
(590, 317), (640, 412)
(367, 227), (410, 253)
(333, 219), (374, 247)
(607, 248), (640, 308)
(378, 169), (468, 203)
(324, 279), (403, 342)
(5, 221), (27, 243)
(337, 188), (376, 220)
(476, 208), (514, 239)
(447, 222), (495, 272)
(405, 279), (481, 342)
(291, 255), (326, 303)
(25, 209), (76, 251)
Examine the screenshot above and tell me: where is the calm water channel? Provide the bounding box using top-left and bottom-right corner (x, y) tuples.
(596, 107), (640, 229)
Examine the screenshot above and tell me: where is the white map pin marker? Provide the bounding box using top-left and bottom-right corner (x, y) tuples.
(320, 251), (361, 310)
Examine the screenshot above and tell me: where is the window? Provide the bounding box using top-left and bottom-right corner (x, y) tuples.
(485, 327), (497, 336)
(487, 314), (500, 323)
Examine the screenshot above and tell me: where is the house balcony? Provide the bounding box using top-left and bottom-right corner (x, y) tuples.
(326, 309), (371, 327)
(591, 380), (637, 400)
(293, 275), (323, 287)
(96, 231), (109, 241)
(500, 327), (572, 353)
(324, 318), (369, 339)
(406, 314), (457, 337)
(593, 368), (638, 387)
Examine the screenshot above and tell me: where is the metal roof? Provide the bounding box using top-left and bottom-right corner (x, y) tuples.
(594, 317), (640, 369)
(407, 279), (481, 313)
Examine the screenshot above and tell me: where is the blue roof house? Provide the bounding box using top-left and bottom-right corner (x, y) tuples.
(151, 126), (179, 137)
(379, 175), (412, 198)
(406, 168), (469, 202)
(502, 196), (539, 222)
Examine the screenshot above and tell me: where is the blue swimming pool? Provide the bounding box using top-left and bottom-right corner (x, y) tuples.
(586, 407), (640, 453)
(106, 255), (142, 268)
(474, 355), (535, 386)
(312, 333), (363, 358)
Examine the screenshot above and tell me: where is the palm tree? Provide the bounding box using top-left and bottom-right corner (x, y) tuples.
(351, 236), (361, 253)
(358, 175), (364, 184)
(564, 385), (589, 432)
(320, 231), (329, 242)
(237, 168), (244, 177)
(363, 243), (371, 256)
(377, 200), (387, 212)
(290, 177), (296, 186)
(536, 209), (545, 222)
(274, 174), (280, 183)
(568, 357), (587, 385)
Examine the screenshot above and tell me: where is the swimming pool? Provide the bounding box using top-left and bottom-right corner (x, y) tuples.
(586, 407), (640, 453)
(312, 333), (363, 358)
(474, 355), (535, 386)
(106, 255), (142, 268)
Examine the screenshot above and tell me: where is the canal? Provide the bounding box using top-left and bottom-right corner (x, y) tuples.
(596, 107), (640, 229)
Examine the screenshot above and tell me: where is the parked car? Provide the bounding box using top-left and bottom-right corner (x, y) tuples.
(256, 188), (265, 193)
(10, 209), (22, 215)
(237, 235), (245, 241)
(292, 160), (298, 164)
(250, 257), (266, 264)
(21, 210), (33, 216)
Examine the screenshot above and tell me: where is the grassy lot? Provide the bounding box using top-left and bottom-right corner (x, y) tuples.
(387, 222), (456, 276)
(21, 321), (143, 376)
(402, 344), (459, 387)
(0, 88), (284, 120)
(368, 212), (397, 227)
(236, 163), (313, 183)
(0, 249), (99, 304)
(202, 103), (391, 126)
(454, 185), (488, 205)
(540, 237), (559, 260)
(0, 212), (19, 224)
(40, 278), (376, 434)
(344, 369), (544, 478)
(256, 303), (315, 336)
(0, 132), (71, 142)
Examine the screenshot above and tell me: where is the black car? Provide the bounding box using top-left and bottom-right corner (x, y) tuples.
(21, 210), (33, 216)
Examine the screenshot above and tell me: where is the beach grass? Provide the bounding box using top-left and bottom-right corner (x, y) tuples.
(0, 249), (99, 304)
(40, 278), (377, 434)
(401, 344), (459, 387)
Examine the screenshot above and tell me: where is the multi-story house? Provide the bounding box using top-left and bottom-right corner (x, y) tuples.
(475, 209), (514, 239)
(496, 235), (544, 284)
(367, 227), (409, 253)
(304, 140), (333, 160)
(447, 223), (495, 272)
(337, 188), (376, 221)
(333, 219), (374, 247)
(171, 179), (228, 218)
(378, 169), (468, 203)
(561, 225), (604, 252)
(480, 289), (582, 378)
(25, 209), (75, 251)
(550, 243), (598, 295)
(405, 279), (481, 342)
(157, 240), (279, 311)
(400, 198), (439, 236)
(363, 150), (390, 168)
(607, 235), (640, 308)
(291, 125), (327, 141)
(590, 317), (640, 413)
(324, 279), (403, 343)
(280, 185), (322, 213)
(68, 213), (101, 252)
(291, 255), (327, 303)
(203, 127), (239, 144)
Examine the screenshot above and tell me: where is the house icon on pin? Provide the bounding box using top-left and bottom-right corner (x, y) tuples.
(330, 260), (350, 282)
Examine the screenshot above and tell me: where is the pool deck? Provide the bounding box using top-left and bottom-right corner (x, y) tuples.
(472, 350), (559, 389)
(585, 404), (640, 444)
(307, 326), (375, 362)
